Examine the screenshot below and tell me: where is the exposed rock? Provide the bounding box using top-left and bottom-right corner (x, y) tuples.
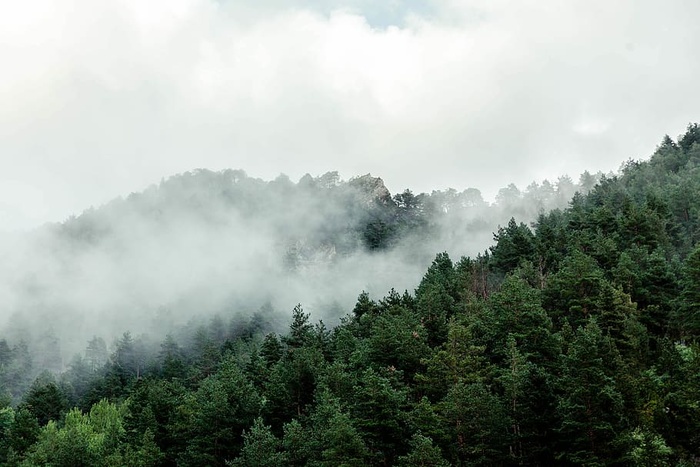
(348, 174), (393, 206)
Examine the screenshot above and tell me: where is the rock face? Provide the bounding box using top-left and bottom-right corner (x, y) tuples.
(283, 239), (338, 272)
(348, 174), (394, 207)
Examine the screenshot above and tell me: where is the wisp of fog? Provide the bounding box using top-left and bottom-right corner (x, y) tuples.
(0, 168), (598, 365)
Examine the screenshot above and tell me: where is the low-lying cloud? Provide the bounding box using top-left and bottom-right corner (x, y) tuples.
(0, 169), (590, 363)
(1, 0), (699, 230)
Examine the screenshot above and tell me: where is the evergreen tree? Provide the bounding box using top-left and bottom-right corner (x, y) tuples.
(490, 218), (536, 273)
(395, 432), (450, 467)
(230, 417), (287, 467)
(265, 346), (325, 423)
(488, 275), (559, 365)
(543, 250), (609, 328)
(440, 381), (510, 465)
(283, 304), (313, 349)
(312, 391), (370, 466)
(349, 368), (409, 465)
(415, 318), (487, 401)
(3, 407), (40, 461)
(20, 371), (69, 426)
(555, 320), (625, 464)
(677, 244), (700, 338)
(259, 333), (283, 367)
(177, 357), (262, 466)
(366, 304), (430, 383)
(22, 400), (129, 467)
(158, 334), (186, 380)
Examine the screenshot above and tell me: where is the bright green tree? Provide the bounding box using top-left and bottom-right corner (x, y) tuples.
(229, 417), (287, 467)
(395, 432), (450, 467)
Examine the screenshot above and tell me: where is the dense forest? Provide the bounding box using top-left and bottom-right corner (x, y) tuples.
(1, 124), (700, 465)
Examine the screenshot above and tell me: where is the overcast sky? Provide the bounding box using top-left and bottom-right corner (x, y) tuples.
(1, 0), (699, 231)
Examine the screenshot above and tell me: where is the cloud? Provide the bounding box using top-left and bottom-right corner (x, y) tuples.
(1, 0), (699, 230)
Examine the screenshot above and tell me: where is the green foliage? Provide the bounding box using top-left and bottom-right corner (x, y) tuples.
(279, 391), (370, 467)
(415, 253), (458, 347)
(265, 346), (325, 425)
(260, 333), (283, 367)
(283, 304), (313, 349)
(627, 427), (673, 467)
(349, 368), (409, 464)
(20, 371), (69, 426)
(312, 391), (370, 466)
(440, 381), (510, 465)
(1, 407), (39, 462)
(677, 245), (700, 338)
(176, 357), (262, 466)
(488, 275), (559, 365)
(395, 432), (450, 467)
(490, 218), (536, 273)
(158, 334), (186, 380)
(366, 304), (431, 382)
(230, 417), (287, 467)
(659, 342), (700, 460)
(123, 378), (185, 464)
(555, 320), (625, 464)
(415, 319), (487, 400)
(22, 400), (131, 467)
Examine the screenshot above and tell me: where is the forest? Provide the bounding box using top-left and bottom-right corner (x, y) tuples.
(1, 123), (700, 465)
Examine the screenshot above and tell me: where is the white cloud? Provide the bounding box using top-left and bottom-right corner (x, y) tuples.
(1, 0), (699, 230)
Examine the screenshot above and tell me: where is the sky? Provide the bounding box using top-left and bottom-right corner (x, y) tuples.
(2, 0), (700, 231)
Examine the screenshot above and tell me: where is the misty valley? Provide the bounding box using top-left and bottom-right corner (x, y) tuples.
(1, 125), (700, 465)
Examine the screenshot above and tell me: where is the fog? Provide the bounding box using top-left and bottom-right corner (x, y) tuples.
(0, 168), (596, 365)
(2, 0), (700, 231)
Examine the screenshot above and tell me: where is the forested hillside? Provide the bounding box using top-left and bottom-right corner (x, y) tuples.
(1, 124), (700, 465)
(0, 165), (595, 364)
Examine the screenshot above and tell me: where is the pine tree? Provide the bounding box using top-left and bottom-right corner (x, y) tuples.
(230, 417), (287, 467)
(490, 218), (536, 273)
(395, 433), (450, 467)
(441, 381), (510, 465)
(20, 371), (69, 426)
(555, 320), (625, 464)
(283, 304), (313, 349)
(677, 245), (700, 339)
